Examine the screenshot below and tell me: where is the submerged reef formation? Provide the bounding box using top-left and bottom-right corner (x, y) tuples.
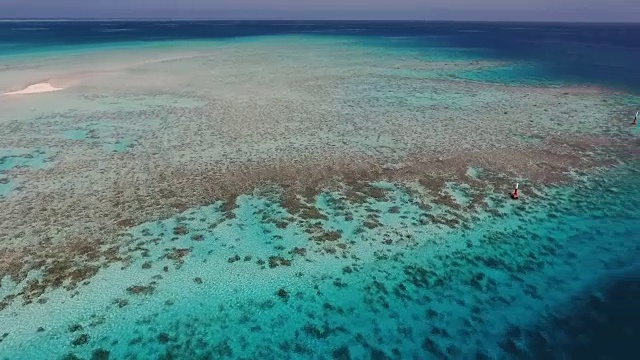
(0, 35), (639, 359)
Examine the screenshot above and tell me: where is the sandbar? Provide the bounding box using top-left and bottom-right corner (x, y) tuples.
(3, 82), (63, 95)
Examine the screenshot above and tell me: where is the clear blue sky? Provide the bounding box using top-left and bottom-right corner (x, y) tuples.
(1, 0), (639, 21)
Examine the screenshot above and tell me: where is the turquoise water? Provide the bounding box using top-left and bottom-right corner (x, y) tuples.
(454, 63), (563, 86)
(0, 21), (639, 359)
(63, 123), (142, 154)
(0, 166), (637, 359)
(2, 21), (640, 89)
(0, 149), (51, 197)
(63, 129), (90, 141)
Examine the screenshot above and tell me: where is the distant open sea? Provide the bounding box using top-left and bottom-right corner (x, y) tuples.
(1, 20), (640, 92)
(0, 20), (639, 360)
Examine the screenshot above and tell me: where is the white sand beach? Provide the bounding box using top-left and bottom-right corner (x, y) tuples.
(3, 82), (63, 95)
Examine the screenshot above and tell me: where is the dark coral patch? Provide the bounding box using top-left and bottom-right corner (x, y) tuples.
(127, 284), (155, 295)
(164, 248), (190, 265)
(71, 334), (89, 347)
(314, 231), (342, 242)
(112, 298), (128, 308)
(68, 324), (83, 333)
(268, 256), (292, 268)
(91, 348), (110, 360)
(173, 226), (189, 236)
(291, 247), (306, 256)
(191, 234), (204, 241)
(276, 288), (289, 301)
(333, 345), (351, 360)
(157, 332), (170, 344)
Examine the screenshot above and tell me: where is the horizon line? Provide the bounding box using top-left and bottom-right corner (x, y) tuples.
(1, 18), (639, 24)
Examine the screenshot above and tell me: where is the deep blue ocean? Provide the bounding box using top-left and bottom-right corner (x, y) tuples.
(2, 21), (640, 93)
(0, 21), (639, 359)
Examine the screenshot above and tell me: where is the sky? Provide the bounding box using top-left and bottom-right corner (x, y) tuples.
(1, 0), (639, 22)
